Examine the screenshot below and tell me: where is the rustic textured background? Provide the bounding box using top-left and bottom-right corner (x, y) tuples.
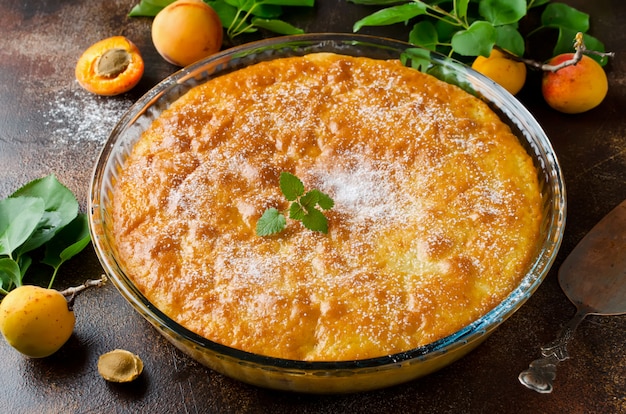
(0, 0), (624, 412)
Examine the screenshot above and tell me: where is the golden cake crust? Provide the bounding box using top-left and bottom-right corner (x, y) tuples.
(110, 53), (543, 361)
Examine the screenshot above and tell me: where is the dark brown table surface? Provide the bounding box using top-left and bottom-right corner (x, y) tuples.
(1, 0), (624, 412)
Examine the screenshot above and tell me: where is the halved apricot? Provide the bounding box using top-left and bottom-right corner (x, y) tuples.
(75, 36), (144, 96)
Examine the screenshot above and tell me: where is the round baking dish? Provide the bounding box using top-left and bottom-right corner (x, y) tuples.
(89, 33), (566, 393)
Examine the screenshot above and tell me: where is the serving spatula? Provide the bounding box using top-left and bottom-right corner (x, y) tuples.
(518, 198), (626, 393)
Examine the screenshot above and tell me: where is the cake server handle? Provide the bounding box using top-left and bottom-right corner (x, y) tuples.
(518, 307), (587, 393)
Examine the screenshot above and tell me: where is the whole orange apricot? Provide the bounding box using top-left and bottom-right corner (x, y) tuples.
(151, 0), (223, 67)
(542, 53), (608, 114)
(75, 36), (144, 96)
(0, 285), (75, 358)
(471, 48), (527, 95)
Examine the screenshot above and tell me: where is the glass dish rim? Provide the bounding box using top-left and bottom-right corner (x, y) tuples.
(89, 33), (566, 372)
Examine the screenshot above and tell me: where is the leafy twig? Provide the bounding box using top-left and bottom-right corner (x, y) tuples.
(351, 0), (611, 66)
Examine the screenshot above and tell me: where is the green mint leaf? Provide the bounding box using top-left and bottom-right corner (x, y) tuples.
(11, 174), (79, 255)
(310, 189), (334, 210)
(353, 3), (428, 32)
(479, 0), (526, 26)
(256, 208), (287, 236)
(302, 208), (328, 234)
(289, 202), (306, 220)
(251, 18), (304, 35)
(409, 20), (439, 51)
(0, 196), (45, 257)
(299, 190), (320, 211)
(541, 3), (589, 33)
(451, 21), (496, 57)
(0, 258), (21, 292)
(280, 172), (305, 201)
(258, 173), (333, 236)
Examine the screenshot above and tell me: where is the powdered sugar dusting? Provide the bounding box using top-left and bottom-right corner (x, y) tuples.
(42, 88), (132, 146)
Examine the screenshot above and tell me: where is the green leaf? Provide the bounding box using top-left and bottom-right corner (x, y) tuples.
(261, 0), (314, 6)
(434, 19), (459, 43)
(479, 0), (526, 26)
(128, 0), (166, 16)
(0, 197), (45, 257)
(208, 0), (240, 29)
(224, 0), (283, 18)
(0, 258), (21, 291)
(311, 189), (334, 210)
(11, 174), (79, 255)
(528, 0), (550, 8)
(409, 20), (439, 51)
(41, 214), (91, 270)
(348, 0), (407, 4)
(353, 3), (428, 32)
(553, 28), (607, 65)
(299, 190), (320, 211)
(301, 208), (328, 233)
(251, 18), (304, 35)
(144, 0), (175, 6)
(279, 172), (305, 201)
(256, 208), (287, 236)
(454, 0), (470, 21)
(541, 3), (589, 32)
(451, 20), (496, 57)
(289, 202), (306, 220)
(401, 48), (433, 73)
(495, 24), (525, 57)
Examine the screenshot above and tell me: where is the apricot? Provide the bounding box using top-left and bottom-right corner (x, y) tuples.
(151, 0), (223, 67)
(542, 53), (608, 114)
(471, 48), (527, 95)
(0, 285), (75, 358)
(75, 36), (144, 96)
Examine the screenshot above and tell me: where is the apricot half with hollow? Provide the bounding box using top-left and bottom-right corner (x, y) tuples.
(75, 36), (144, 96)
(151, 0), (223, 67)
(0, 285), (75, 358)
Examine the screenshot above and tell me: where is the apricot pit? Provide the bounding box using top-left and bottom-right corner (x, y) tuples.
(98, 349), (144, 383)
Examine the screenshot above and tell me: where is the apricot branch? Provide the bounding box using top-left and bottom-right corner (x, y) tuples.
(496, 32), (614, 73)
(61, 275), (107, 309)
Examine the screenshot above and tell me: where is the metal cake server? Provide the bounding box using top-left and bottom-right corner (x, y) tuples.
(519, 198), (626, 393)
